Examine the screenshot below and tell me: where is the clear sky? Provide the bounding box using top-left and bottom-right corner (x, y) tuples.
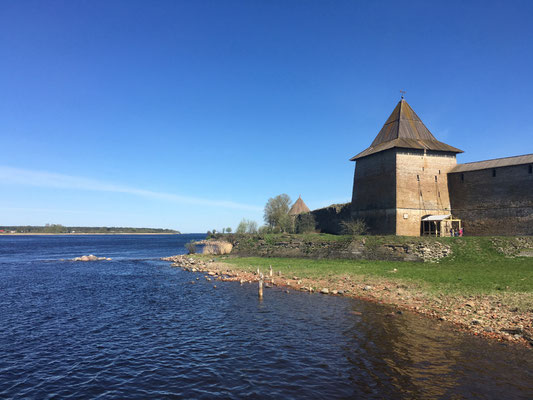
(1, 0), (532, 232)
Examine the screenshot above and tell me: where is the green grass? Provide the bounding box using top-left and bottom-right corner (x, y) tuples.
(221, 236), (533, 296)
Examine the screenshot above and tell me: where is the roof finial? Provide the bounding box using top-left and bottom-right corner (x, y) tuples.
(400, 90), (406, 100)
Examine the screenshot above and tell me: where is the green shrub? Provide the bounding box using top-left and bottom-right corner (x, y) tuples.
(340, 218), (368, 236)
(185, 241), (196, 254)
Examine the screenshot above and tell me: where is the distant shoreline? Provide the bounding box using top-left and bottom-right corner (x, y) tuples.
(0, 232), (181, 236)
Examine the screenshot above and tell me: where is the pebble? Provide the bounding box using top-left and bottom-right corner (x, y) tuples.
(320, 288), (329, 294)
(363, 285), (373, 291)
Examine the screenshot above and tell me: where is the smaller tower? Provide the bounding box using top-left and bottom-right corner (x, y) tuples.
(289, 196), (311, 215)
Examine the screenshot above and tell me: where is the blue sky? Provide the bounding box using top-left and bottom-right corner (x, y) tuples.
(1, 0), (532, 232)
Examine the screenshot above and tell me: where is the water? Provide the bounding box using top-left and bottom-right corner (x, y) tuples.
(0, 234), (532, 399)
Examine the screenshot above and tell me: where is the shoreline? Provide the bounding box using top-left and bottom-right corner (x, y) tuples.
(0, 232), (180, 236)
(162, 254), (533, 348)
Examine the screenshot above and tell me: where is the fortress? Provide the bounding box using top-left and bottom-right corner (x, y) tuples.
(311, 98), (533, 236)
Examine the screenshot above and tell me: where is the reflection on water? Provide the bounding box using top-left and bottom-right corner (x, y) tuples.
(0, 235), (532, 399)
(344, 300), (532, 398)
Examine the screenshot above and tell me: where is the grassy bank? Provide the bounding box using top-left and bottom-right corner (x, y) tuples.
(199, 235), (532, 345)
(222, 236), (533, 296)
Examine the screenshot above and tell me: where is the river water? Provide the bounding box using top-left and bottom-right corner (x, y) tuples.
(0, 234), (531, 399)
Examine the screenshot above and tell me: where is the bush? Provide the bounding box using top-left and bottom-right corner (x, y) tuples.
(258, 225), (272, 234)
(340, 218), (368, 236)
(202, 241), (233, 255)
(185, 241), (196, 254)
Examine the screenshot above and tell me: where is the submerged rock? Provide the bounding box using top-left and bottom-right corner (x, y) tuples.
(72, 254), (110, 262)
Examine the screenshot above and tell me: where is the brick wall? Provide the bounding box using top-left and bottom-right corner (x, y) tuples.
(351, 150), (396, 234)
(396, 150), (457, 235)
(448, 163), (533, 235)
(311, 203), (352, 235)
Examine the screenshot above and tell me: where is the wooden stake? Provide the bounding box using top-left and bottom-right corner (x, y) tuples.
(269, 265), (273, 277)
(258, 273), (264, 299)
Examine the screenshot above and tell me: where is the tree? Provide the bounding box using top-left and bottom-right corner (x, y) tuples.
(236, 219), (258, 234)
(247, 220), (258, 234)
(226, 227), (232, 233)
(340, 218), (368, 236)
(264, 194), (292, 232)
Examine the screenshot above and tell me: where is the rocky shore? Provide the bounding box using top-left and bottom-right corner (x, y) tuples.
(162, 254), (533, 348)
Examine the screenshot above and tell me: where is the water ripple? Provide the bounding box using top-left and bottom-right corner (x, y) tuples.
(1, 235), (532, 399)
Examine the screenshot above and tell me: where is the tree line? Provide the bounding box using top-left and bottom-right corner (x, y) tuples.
(0, 224), (180, 234)
(208, 193), (367, 237)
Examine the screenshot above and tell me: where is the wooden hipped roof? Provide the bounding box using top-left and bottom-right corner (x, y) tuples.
(289, 196), (310, 215)
(351, 100), (463, 160)
(449, 153), (533, 173)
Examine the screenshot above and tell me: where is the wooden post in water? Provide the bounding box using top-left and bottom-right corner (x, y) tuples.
(269, 265), (273, 277)
(258, 273), (264, 299)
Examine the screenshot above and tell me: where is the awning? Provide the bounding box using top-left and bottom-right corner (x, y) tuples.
(421, 214), (452, 221)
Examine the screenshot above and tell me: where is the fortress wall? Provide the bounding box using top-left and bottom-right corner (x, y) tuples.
(311, 203), (352, 235)
(448, 164), (533, 235)
(396, 150), (457, 236)
(351, 150), (397, 234)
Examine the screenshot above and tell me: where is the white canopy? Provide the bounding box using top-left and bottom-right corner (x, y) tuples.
(421, 214), (452, 221)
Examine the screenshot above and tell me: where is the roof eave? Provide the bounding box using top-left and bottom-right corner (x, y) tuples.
(350, 143), (463, 161)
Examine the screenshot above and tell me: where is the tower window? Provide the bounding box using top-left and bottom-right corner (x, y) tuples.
(422, 167), (425, 171)
(461, 173), (464, 182)
(492, 169), (496, 177)
(438, 191), (441, 197)
(435, 176), (438, 182)
(439, 169), (441, 174)
(420, 191), (422, 196)
(417, 175), (420, 181)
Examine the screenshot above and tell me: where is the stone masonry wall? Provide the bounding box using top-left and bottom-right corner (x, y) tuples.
(230, 235), (452, 262)
(351, 150), (397, 234)
(395, 150), (457, 236)
(311, 203), (352, 235)
(448, 164), (533, 235)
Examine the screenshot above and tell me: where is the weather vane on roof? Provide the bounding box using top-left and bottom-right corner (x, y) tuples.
(400, 90), (406, 99)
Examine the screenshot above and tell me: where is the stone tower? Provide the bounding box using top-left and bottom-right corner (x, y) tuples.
(350, 99), (463, 235)
(289, 196), (311, 215)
